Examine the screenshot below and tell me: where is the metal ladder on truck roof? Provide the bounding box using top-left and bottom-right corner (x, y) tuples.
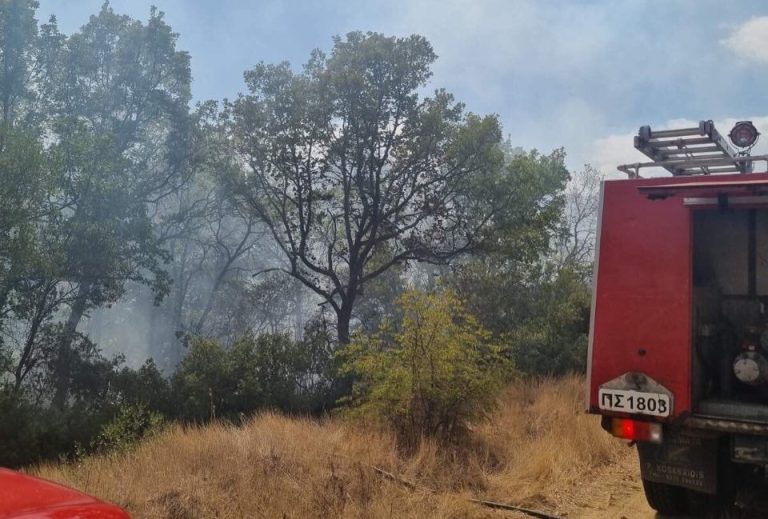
(619, 120), (753, 178)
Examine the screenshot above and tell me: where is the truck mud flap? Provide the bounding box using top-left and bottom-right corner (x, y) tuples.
(637, 429), (719, 494)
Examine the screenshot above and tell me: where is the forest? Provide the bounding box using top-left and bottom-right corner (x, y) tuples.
(0, 1), (599, 467)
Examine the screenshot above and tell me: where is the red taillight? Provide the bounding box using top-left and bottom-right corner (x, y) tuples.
(609, 418), (662, 443)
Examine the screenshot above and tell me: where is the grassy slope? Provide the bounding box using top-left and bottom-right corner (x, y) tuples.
(34, 376), (632, 518)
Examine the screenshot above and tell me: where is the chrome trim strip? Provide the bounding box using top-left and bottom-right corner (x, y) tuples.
(683, 416), (768, 436)
(683, 195), (768, 206)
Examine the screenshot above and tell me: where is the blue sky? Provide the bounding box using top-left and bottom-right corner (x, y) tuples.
(35, 0), (768, 173)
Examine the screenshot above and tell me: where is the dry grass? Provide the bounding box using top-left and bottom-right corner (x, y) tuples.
(32, 376), (630, 518)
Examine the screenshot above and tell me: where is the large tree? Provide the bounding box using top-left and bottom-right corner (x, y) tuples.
(230, 32), (503, 343)
(0, 0), (60, 378)
(0, 4), (194, 404)
(47, 5), (192, 405)
(447, 154), (594, 376)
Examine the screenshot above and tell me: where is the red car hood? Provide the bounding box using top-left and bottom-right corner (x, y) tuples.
(0, 469), (129, 518)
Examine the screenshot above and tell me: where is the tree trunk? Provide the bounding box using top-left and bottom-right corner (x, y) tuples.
(336, 304), (353, 345)
(165, 240), (190, 369)
(293, 278), (304, 342)
(12, 282), (56, 393)
(0, 283), (9, 336)
(52, 283), (90, 409)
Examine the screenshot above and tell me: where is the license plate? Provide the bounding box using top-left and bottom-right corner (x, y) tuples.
(598, 388), (671, 417)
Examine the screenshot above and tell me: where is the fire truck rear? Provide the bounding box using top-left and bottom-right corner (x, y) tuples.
(588, 120), (768, 515)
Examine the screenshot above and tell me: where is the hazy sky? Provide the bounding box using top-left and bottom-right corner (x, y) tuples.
(35, 0), (768, 173)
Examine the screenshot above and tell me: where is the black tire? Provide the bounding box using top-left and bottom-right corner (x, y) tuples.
(684, 488), (725, 517)
(685, 465), (734, 517)
(642, 478), (687, 515)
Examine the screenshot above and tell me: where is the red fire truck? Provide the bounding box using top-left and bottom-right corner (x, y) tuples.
(588, 120), (768, 515)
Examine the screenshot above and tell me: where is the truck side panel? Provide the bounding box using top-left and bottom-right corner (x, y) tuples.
(588, 177), (692, 419)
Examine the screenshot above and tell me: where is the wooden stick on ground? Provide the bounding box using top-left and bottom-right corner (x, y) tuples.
(469, 498), (564, 519)
(368, 465), (420, 491)
(365, 462), (563, 519)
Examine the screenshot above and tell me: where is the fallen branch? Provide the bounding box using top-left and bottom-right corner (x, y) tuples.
(368, 465), (420, 491)
(469, 498), (564, 519)
(365, 462), (563, 519)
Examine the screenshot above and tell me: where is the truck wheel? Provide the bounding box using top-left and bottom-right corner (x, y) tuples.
(684, 489), (722, 517)
(685, 464), (734, 517)
(641, 479), (687, 515)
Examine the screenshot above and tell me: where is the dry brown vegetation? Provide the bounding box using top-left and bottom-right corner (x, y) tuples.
(33, 376), (634, 518)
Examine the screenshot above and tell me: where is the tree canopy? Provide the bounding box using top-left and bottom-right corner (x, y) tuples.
(230, 31), (510, 342)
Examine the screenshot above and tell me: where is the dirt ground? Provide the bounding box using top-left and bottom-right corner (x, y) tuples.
(561, 451), (657, 518)
(521, 450), (752, 519)
(493, 449), (657, 519)
(465, 447), (657, 518)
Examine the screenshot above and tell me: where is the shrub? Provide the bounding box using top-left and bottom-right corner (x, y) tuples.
(341, 289), (513, 448)
(507, 267), (590, 375)
(228, 332), (307, 412)
(92, 403), (164, 453)
(173, 332), (339, 421)
(172, 338), (228, 421)
(111, 359), (172, 413)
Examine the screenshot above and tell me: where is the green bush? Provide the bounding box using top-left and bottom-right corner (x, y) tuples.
(506, 267), (590, 375)
(172, 332), (338, 421)
(92, 403), (164, 453)
(228, 332), (307, 412)
(340, 289), (513, 448)
(111, 359), (172, 414)
(451, 261), (590, 376)
(172, 338), (228, 420)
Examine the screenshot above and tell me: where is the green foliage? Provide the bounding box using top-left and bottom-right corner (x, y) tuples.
(0, 0), (598, 471)
(173, 332), (338, 421)
(42, 3), (191, 305)
(227, 333), (306, 412)
(0, 362), (164, 467)
(299, 310), (349, 410)
(0, 2), (194, 408)
(506, 267), (590, 375)
(92, 404), (164, 453)
(473, 147), (570, 260)
(0, 126), (52, 345)
(0, 348), (170, 467)
(0, 0), (39, 125)
(0, 389), (52, 467)
(230, 31), (504, 344)
(353, 252), (408, 334)
(341, 289), (513, 447)
(112, 359), (172, 413)
(452, 261), (590, 376)
(446, 148), (592, 377)
(172, 338), (227, 420)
